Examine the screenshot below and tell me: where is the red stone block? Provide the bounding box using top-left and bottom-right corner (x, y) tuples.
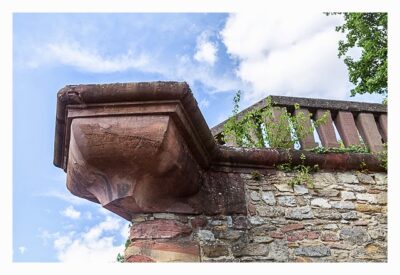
(294, 108), (318, 149)
(356, 113), (384, 152)
(306, 231), (319, 240)
(190, 217), (207, 229)
(287, 231), (307, 242)
(378, 114), (387, 142)
(269, 231), (285, 239)
(334, 111), (360, 147)
(321, 232), (339, 242)
(280, 223), (305, 233)
(315, 109), (339, 148)
(126, 255), (155, 262)
(130, 220), (192, 240)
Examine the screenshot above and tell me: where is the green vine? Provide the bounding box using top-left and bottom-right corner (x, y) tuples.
(375, 143), (387, 171)
(222, 91), (328, 149)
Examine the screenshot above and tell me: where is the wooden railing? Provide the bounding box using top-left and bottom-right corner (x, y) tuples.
(211, 95), (387, 152)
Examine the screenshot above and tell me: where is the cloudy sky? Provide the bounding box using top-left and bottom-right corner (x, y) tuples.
(13, 13), (384, 262)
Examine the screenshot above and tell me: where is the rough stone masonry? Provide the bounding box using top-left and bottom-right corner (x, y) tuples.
(53, 82), (387, 263)
(124, 170), (387, 262)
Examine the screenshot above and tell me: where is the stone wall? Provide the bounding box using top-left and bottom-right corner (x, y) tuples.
(124, 170), (387, 262)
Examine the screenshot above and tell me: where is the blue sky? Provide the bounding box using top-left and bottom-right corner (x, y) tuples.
(13, 13), (385, 262)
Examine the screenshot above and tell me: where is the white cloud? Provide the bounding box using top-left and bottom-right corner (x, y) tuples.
(40, 190), (90, 205)
(52, 216), (128, 263)
(194, 32), (218, 65)
(30, 42), (149, 73)
(221, 13), (351, 102)
(18, 246), (27, 255)
(27, 38), (240, 94)
(199, 98), (210, 108)
(61, 206), (81, 220)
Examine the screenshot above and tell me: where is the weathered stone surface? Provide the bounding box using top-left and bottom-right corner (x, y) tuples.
(232, 243), (269, 257)
(215, 230), (244, 240)
(281, 223), (305, 233)
(270, 231), (285, 239)
(356, 193), (377, 204)
(126, 240), (200, 262)
(232, 216), (248, 229)
(250, 191), (260, 201)
(341, 191), (356, 201)
(190, 217), (208, 229)
(294, 185), (308, 195)
(285, 206), (314, 220)
(331, 201), (355, 210)
(321, 232), (339, 242)
(252, 236), (274, 243)
(274, 183), (293, 192)
(355, 203), (382, 213)
(340, 227), (370, 245)
(351, 243), (386, 260)
(269, 240), (289, 261)
(248, 216), (266, 225)
(353, 221), (368, 226)
(373, 174), (387, 185)
(314, 209), (341, 220)
(294, 245), (331, 257)
(375, 193), (387, 205)
(311, 198), (331, 208)
(202, 243), (229, 258)
(344, 184), (367, 192)
(337, 173), (359, 184)
(323, 224), (338, 230)
(369, 229), (387, 240)
(341, 211), (358, 220)
(262, 191), (276, 205)
(197, 230), (215, 242)
(130, 220), (192, 240)
(126, 255), (156, 262)
(153, 213), (177, 220)
(277, 196), (297, 207)
(315, 189), (340, 197)
(357, 173), (375, 184)
(313, 173), (336, 188)
(257, 206), (285, 218)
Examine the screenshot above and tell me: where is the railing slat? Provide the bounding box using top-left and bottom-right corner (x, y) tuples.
(315, 109), (339, 148)
(294, 108), (317, 149)
(356, 113), (383, 152)
(334, 111), (360, 147)
(378, 114), (387, 143)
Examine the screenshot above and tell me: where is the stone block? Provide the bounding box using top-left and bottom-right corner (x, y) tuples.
(130, 220), (192, 240)
(202, 243), (229, 258)
(356, 193), (377, 204)
(294, 245), (331, 257)
(126, 240), (200, 262)
(331, 201), (355, 210)
(339, 227), (370, 245)
(262, 191), (276, 205)
(341, 191), (356, 201)
(311, 198), (332, 208)
(285, 206), (314, 220)
(277, 196), (297, 207)
(280, 223), (305, 233)
(355, 203), (382, 213)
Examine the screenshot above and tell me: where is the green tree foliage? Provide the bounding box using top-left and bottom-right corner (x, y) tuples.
(333, 13), (387, 100)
